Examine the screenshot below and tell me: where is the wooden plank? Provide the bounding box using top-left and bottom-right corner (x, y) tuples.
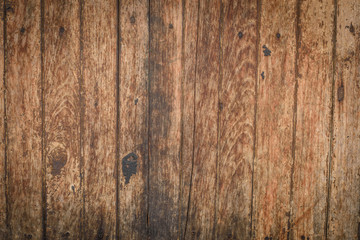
(217, 1), (257, 239)
(251, 0), (297, 239)
(0, 1), (5, 238)
(185, 0), (220, 238)
(118, 0), (149, 239)
(216, 0), (257, 238)
(5, 0), (43, 239)
(148, 0), (182, 238)
(328, 0), (360, 239)
(179, 0), (198, 238)
(290, 0), (335, 238)
(43, 0), (82, 238)
(82, 0), (117, 239)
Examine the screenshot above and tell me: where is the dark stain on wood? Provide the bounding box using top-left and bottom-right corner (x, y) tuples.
(50, 147), (67, 176)
(130, 16), (135, 24)
(337, 84), (344, 102)
(122, 152), (138, 184)
(59, 26), (65, 36)
(262, 45), (271, 56)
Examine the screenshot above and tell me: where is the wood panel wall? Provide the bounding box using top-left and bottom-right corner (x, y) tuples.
(0, 0), (359, 239)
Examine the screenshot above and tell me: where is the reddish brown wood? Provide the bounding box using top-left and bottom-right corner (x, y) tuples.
(5, 0), (43, 239)
(216, 0), (258, 238)
(179, 0), (198, 238)
(43, 0), (82, 238)
(82, 0), (117, 239)
(185, 0), (220, 239)
(290, 0), (335, 238)
(252, 0), (297, 239)
(329, 0), (360, 239)
(148, 0), (183, 238)
(0, 1), (5, 238)
(118, 0), (149, 239)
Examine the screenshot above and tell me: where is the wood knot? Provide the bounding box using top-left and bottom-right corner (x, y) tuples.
(130, 16), (135, 24)
(59, 26), (65, 36)
(337, 85), (344, 102)
(122, 152), (138, 184)
(50, 147), (67, 176)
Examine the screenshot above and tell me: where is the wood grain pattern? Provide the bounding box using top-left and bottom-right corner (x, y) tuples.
(0, 1), (5, 238)
(252, 0), (297, 239)
(216, 0), (257, 239)
(329, 0), (360, 239)
(43, 0), (82, 238)
(185, 0), (220, 239)
(5, 0), (42, 239)
(148, 0), (182, 239)
(118, 0), (149, 239)
(179, 0), (198, 238)
(82, 0), (117, 239)
(0, 1), (358, 239)
(290, 0), (335, 239)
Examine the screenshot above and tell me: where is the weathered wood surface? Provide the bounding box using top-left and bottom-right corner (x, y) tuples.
(252, 0), (297, 239)
(184, 0), (220, 239)
(119, 0), (149, 239)
(217, 0), (257, 239)
(0, 0), (358, 239)
(329, 0), (360, 239)
(290, 0), (335, 238)
(148, 0), (182, 238)
(0, 1), (5, 238)
(5, 1), (43, 239)
(43, 0), (82, 238)
(82, 0), (117, 239)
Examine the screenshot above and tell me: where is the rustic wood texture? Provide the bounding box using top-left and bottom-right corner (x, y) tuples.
(82, 0), (117, 239)
(0, 1), (5, 238)
(252, 0), (297, 239)
(43, 0), (82, 238)
(118, 0), (149, 239)
(148, 0), (182, 239)
(185, 0), (220, 239)
(179, 0), (198, 238)
(0, 1), (359, 239)
(216, 0), (257, 239)
(290, 0), (335, 239)
(5, 0), (43, 239)
(329, 0), (360, 239)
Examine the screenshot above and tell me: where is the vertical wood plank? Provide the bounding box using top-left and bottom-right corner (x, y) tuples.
(252, 0), (297, 238)
(216, 0), (257, 238)
(148, 0), (182, 238)
(44, 0), (82, 238)
(179, 0), (198, 238)
(5, 0), (42, 239)
(118, 0), (149, 239)
(290, 0), (335, 238)
(0, 1), (5, 238)
(185, 0), (220, 238)
(329, 0), (360, 239)
(82, 0), (117, 239)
